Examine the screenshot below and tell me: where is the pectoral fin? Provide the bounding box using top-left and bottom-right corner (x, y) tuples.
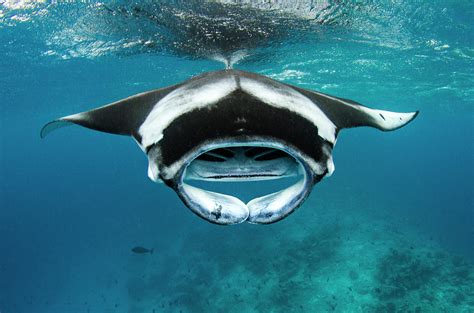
(40, 85), (179, 139)
(295, 87), (419, 132)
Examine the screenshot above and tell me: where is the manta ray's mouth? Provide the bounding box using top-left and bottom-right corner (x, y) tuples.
(174, 141), (315, 225)
(187, 146), (299, 181)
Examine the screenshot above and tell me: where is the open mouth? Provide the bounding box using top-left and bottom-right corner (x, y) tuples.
(186, 146), (300, 181)
(175, 142), (315, 225)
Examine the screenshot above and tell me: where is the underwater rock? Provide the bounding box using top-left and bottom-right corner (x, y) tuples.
(375, 249), (434, 300)
(349, 270), (359, 280)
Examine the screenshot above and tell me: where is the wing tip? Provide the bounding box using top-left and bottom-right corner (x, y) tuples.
(395, 110), (419, 130)
(378, 109), (419, 131)
(40, 119), (73, 139)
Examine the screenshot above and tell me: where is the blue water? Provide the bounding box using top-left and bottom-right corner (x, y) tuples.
(1, 2), (473, 313)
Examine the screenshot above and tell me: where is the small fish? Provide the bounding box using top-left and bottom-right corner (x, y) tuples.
(131, 246), (153, 254)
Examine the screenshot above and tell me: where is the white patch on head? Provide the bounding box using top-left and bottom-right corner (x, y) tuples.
(240, 77), (337, 143)
(161, 155), (187, 181)
(322, 144), (335, 177)
(147, 159), (160, 182)
(326, 156), (335, 177)
(305, 157), (327, 176)
(139, 75), (238, 148)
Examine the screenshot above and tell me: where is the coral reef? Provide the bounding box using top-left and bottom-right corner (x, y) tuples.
(123, 203), (474, 313)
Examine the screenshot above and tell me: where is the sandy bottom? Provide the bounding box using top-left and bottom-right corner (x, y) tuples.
(121, 197), (474, 313)
(6, 191), (473, 313)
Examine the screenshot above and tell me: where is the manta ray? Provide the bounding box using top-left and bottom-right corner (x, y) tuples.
(41, 70), (418, 225)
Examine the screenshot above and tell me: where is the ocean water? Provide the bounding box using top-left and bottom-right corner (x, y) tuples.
(0, 1), (473, 313)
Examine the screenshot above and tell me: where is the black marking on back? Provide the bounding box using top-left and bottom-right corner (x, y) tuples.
(379, 113), (386, 120)
(158, 89), (332, 168)
(290, 85), (381, 131)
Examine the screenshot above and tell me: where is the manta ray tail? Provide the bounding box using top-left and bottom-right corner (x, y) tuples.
(40, 86), (176, 139)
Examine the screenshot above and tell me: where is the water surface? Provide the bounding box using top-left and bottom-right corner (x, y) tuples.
(1, 1), (473, 312)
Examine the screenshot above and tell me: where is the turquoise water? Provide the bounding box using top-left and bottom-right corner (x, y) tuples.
(1, 1), (473, 312)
